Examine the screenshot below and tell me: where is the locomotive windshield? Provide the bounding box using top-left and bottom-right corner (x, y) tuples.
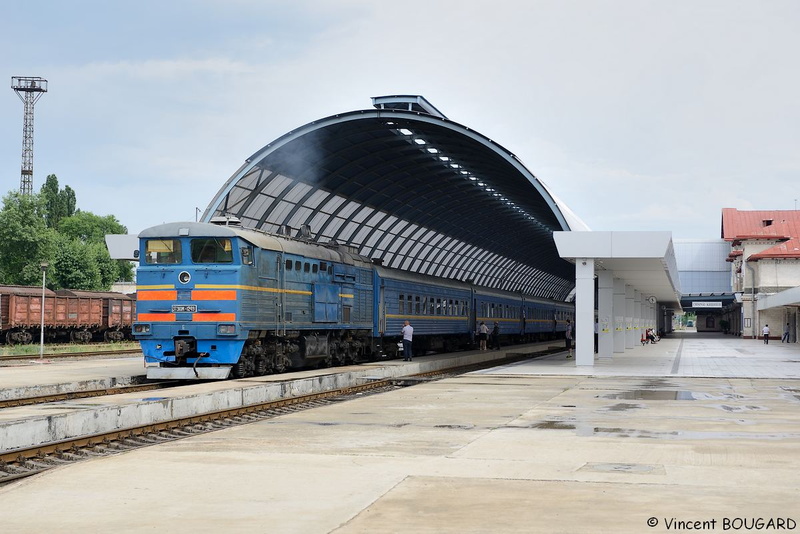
(191, 238), (233, 263)
(144, 239), (182, 264)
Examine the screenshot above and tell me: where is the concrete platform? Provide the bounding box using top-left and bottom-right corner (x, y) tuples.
(1, 332), (799, 533)
(0, 356), (145, 401)
(0, 344), (545, 452)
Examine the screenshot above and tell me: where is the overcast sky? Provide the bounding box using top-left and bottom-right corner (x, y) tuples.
(2, 0), (798, 238)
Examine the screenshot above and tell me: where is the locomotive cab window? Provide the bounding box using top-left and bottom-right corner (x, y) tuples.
(191, 238), (233, 264)
(241, 247), (253, 266)
(144, 239), (182, 264)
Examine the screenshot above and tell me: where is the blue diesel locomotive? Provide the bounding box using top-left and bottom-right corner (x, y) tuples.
(134, 220), (574, 379)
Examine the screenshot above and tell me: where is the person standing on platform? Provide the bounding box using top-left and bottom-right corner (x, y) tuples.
(782, 323), (790, 343)
(478, 321), (489, 350)
(565, 319), (573, 359)
(762, 324), (770, 344)
(491, 321), (501, 350)
(402, 320), (414, 361)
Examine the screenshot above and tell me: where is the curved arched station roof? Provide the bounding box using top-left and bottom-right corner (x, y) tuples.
(204, 95), (579, 300)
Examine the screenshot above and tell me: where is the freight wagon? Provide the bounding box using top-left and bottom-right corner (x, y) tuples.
(0, 285), (134, 344)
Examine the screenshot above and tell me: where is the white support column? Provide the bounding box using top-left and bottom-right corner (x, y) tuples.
(597, 270), (614, 359)
(625, 285), (635, 349)
(634, 290), (642, 345)
(575, 258), (595, 366)
(613, 278), (626, 353)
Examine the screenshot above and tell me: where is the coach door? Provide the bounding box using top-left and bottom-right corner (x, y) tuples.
(377, 280), (387, 335)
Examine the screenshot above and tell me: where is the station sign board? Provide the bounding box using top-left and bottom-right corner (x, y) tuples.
(692, 301), (722, 308)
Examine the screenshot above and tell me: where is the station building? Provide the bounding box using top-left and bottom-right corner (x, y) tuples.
(723, 208), (800, 342)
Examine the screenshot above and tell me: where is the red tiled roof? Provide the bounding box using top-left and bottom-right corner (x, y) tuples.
(721, 208), (800, 260)
(721, 208), (800, 240)
(749, 238), (800, 260)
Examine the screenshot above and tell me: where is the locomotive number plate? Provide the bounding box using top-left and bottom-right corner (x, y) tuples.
(172, 305), (197, 313)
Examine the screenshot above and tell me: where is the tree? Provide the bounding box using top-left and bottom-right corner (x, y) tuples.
(59, 212), (133, 284)
(0, 192), (55, 285)
(0, 189), (133, 290)
(58, 211), (127, 243)
(40, 174), (76, 229)
(51, 234), (102, 290)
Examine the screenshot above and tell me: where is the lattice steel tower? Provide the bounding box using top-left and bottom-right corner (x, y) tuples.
(11, 76), (48, 195)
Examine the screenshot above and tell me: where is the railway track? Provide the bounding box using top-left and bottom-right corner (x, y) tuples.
(0, 347), (562, 486)
(0, 380), (180, 410)
(0, 347), (141, 363)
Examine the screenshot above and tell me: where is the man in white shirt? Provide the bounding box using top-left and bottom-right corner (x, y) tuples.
(402, 320), (413, 361)
(762, 324), (770, 344)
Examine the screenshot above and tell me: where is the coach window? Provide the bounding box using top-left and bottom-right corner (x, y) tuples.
(295, 260), (301, 271)
(415, 296), (421, 314)
(285, 259), (292, 270)
(448, 299), (454, 316)
(312, 264), (318, 273)
(144, 239), (182, 264)
(436, 298), (442, 315)
(320, 261), (327, 272)
(399, 295), (405, 314)
(191, 238), (233, 264)
(304, 263), (310, 273)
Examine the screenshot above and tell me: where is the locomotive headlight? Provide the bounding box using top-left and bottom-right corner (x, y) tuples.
(133, 323), (151, 334)
(217, 324), (236, 335)
(178, 271), (191, 284)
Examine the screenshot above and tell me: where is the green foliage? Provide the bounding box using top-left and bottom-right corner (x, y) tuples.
(52, 234), (102, 289)
(40, 175), (77, 229)
(0, 192), (56, 285)
(0, 181), (133, 290)
(59, 211), (127, 243)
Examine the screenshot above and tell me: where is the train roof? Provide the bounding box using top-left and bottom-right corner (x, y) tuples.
(373, 264), (472, 292)
(139, 222), (373, 268)
(0, 285), (58, 297)
(55, 289), (134, 300)
(473, 285), (572, 306)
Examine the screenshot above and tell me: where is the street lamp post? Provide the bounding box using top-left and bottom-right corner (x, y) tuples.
(39, 262), (48, 359)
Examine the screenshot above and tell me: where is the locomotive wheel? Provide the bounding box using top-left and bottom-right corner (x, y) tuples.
(343, 346), (354, 365)
(273, 355), (288, 374)
(231, 359), (248, 379)
(254, 355), (268, 376)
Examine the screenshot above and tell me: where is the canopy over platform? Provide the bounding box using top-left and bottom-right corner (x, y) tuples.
(554, 231), (682, 309)
(203, 95), (584, 300)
